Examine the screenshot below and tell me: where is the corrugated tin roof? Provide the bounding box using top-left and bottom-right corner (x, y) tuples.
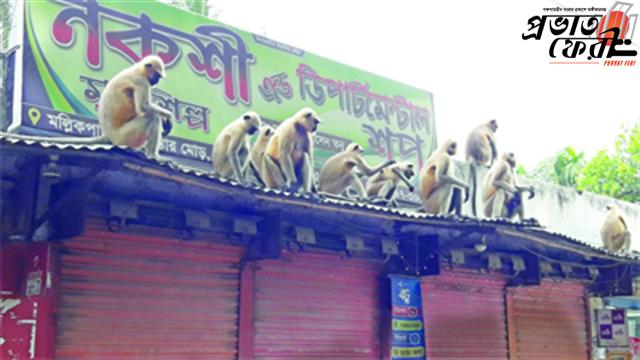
(1, 133), (638, 262)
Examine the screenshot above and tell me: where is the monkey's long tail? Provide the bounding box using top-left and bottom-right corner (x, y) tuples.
(469, 162), (478, 217)
(0, 132), (110, 144)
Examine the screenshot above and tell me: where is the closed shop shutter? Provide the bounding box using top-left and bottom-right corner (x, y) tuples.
(55, 219), (243, 359)
(507, 279), (589, 360)
(421, 268), (509, 360)
(252, 250), (383, 360)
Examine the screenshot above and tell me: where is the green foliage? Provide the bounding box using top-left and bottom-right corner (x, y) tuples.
(553, 146), (585, 187)
(1, 1), (13, 50)
(577, 124), (640, 202)
(167, 0), (210, 16)
(529, 146), (584, 186)
(184, 0), (210, 16)
(532, 123), (640, 202)
(578, 150), (620, 196)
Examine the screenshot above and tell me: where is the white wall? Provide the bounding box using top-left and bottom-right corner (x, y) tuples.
(522, 179), (639, 251)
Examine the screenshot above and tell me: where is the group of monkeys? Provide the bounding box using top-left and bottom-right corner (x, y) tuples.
(8, 55), (632, 253)
(211, 109), (532, 223)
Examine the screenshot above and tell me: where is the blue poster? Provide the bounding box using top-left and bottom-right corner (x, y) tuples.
(390, 275), (427, 359)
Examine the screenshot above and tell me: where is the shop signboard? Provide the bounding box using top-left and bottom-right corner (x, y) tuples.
(598, 309), (631, 348)
(390, 275), (426, 359)
(12, 1), (436, 203)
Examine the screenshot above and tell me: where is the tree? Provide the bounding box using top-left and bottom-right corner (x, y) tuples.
(185, 0), (209, 16)
(578, 123), (640, 202)
(516, 164), (527, 177)
(174, 0), (209, 16)
(0, 1), (14, 129)
(529, 146), (585, 187)
(553, 147), (585, 187)
(1, 0), (14, 50)
(164, 0), (221, 18)
(529, 123), (639, 203)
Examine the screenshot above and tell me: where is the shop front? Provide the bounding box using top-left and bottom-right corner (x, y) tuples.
(244, 250), (383, 359)
(1, 138), (637, 359)
(507, 279), (590, 360)
(54, 219), (244, 359)
(421, 268), (509, 359)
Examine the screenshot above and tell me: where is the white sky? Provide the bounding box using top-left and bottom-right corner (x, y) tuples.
(212, 0), (640, 169)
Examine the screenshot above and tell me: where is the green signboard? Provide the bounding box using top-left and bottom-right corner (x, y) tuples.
(16, 0), (436, 191)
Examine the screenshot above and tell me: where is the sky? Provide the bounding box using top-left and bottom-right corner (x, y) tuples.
(209, 0), (640, 170)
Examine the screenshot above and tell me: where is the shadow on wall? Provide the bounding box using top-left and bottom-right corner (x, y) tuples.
(452, 160), (640, 251)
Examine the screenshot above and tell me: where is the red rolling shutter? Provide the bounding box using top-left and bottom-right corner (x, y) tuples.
(252, 250), (383, 360)
(507, 279), (589, 360)
(421, 268), (509, 360)
(55, 220), (243, 359)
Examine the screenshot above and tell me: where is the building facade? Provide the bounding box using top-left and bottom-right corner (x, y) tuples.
(1, 136), (637, 359)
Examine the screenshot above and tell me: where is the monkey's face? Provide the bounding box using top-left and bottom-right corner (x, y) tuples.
(243, 112), (262, 135)
(447, 141), (458, 156)
(143, 55), (167, 86)
(302, 109), (321, 133)
(488, 119), (498, 132)
(347, 143), (364, 154)
(148, 71), (162, 86)
(260, 125), (274, 139)
(504, 152), (516, 167)
(402, 163), (415, 179)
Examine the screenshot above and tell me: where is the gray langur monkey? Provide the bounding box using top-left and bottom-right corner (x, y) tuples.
(262, 108), (321, 193)
(247, 125), (274, 186)
(6, 55), (174, 158)
(211, 111), (262, 185)
(419, 140), (470, 215)
(466, 119), (498, 216)
(601, 205), (632, 252)
(318, 143), (396, 199)
(250, 125), (275, 178)
(366, 161), (415, 207)
(482, 152), (534, 220)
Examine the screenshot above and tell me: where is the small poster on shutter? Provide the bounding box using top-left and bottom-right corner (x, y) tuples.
(597, 309), (630, 348)
(390, 275), (426, 360)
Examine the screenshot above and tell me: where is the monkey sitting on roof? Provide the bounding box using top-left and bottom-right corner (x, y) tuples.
(7, 55), (174, 159)
(601, 205), (632, 252)
(482, 152), (534, 220)
(261, 108), (321, 193)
